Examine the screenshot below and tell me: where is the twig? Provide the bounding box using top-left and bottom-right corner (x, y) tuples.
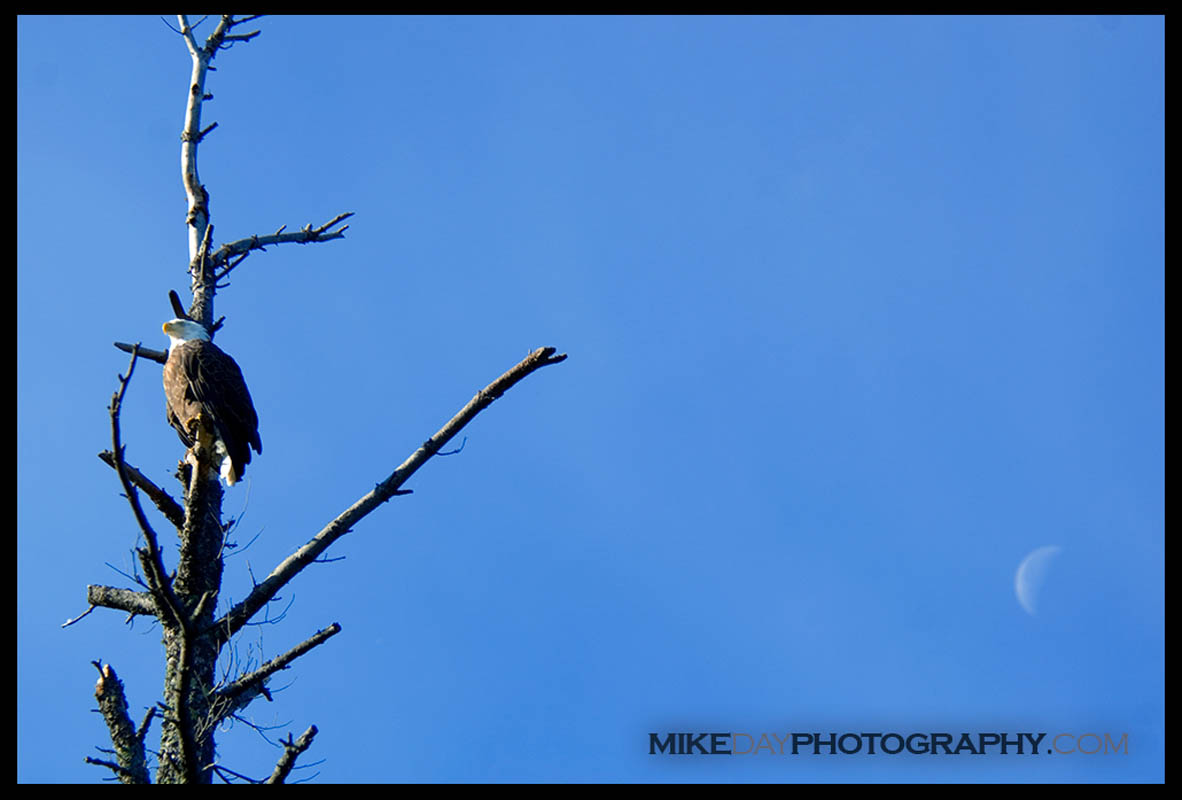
(211, 764), (262, 784)
(103, 561), (147, 590)
(437, 436), (467, 456)
(62, 604), (97, 628)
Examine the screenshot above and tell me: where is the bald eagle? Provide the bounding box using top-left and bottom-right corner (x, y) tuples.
(162, 318), (262, 486)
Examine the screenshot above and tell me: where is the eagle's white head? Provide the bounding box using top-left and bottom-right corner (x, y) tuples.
(163, 318), (211, 349)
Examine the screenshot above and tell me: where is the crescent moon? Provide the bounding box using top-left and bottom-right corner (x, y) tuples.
(1015, 545), (1063, 615)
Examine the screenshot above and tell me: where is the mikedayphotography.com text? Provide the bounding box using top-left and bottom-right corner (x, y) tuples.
(649, 731), (1129, 757)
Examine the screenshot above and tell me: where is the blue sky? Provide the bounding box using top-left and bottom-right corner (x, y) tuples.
(18, 15), (1163, 783)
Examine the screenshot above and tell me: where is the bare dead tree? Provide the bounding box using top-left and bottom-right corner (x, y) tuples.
(74, 15), (565, 784)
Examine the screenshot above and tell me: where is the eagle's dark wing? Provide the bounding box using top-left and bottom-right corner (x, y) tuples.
(164, 345), (200, 448)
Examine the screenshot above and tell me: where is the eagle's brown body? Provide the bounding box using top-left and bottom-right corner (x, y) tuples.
(163, 335), (261, 485)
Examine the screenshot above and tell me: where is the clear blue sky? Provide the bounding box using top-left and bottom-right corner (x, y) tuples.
(18, 15), (1162, 783)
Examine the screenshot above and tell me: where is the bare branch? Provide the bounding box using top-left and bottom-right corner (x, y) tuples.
(203, 16), (237, 57)
(188, 221), (217, 325)
(85, 585), (157, 618)
(212, 212), (356, 280)
(113, 342), (168, 364)
(85, 756), (139, 782)
(196, 121), (218, 142)
(108, 346), (183, 623)
(197, 221), (214, 278)
(137, 705), (159, 743)
(266, 726), (319, 785)
(169, 289), (189, 320)
(214, 346), (566, 643)
(214, 250), (251, 282)
(91, 662), (151, 784)
(97, 451), (185, 530)
(211, 624), (342, 725)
